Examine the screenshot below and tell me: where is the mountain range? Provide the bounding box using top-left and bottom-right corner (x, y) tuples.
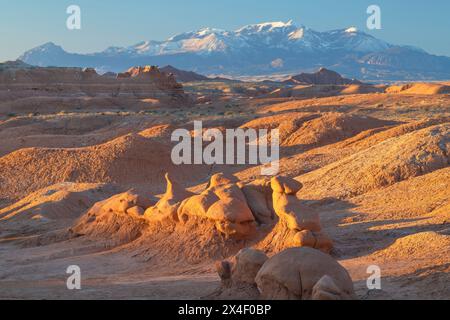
(19, 20), (450, 81)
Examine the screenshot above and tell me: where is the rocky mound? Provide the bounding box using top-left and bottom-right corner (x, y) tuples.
(242, 113), (396, 149)
(160, 65), (210, 82)
(386, 83), (450, 95)
(283, 68), (362, 86)
(353, 167), (450, 220)
(340, 84), (385, 95)
(256, 247), (355, 300)
(298, 123), (450, 199)
(70, 190), (154, 247)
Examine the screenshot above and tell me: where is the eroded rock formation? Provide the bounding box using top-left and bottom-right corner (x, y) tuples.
(178, 173), (257, 239)
(255, 247), (356, 300)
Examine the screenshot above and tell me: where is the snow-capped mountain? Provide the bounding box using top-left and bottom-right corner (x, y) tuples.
(19, 21), (450, 80)
(99, 21), (390, 56)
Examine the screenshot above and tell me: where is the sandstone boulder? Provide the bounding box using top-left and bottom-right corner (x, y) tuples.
(100, 191), (153, 215)
(255, 247), (355, 300)
(231, 248), (268, 285)
(212, 248), (268, 300)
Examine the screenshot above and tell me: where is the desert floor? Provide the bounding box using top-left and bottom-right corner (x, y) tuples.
(0, 82), (449, 299)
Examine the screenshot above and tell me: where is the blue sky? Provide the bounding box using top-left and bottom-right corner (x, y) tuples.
(1, 0), (449, 61)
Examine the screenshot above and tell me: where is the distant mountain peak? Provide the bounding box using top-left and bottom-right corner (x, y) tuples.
(345, 26), (359, 33)
(17, 20), (450, 81)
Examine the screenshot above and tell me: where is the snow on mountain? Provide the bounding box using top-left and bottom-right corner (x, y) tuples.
(94, 20), (390, 57)
(18, 20), (450, 80)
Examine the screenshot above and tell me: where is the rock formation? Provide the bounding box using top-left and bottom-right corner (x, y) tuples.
(145, 173), (194, 224)
(260, 176), (333, 253)
(283, 67), (362, 86)
(0, 64), (190, 109)
(239, 179), (274, 224)
(70, 191), (154, 246)
(160, 65), (210, 82)
(177, 173), (257, 239)
(213, 247), (355, 300)
(212, 248), (268, 299)
(255, 247), (356, 300)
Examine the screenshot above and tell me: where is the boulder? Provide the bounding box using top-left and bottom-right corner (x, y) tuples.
(231, 248), (268, 285)
(212, 248), (268, 300)
(255, 247), (355, 300)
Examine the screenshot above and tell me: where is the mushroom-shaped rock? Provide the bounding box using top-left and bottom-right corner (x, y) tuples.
(145, 173), (193, 223)
(240, 179), (274, 224)
(255, 247), (355, 300)
(177, 190), (219, 221)
(291, 230), (333, 253)
(177, 173), (256, 239)
(208, 198), (256, 239)
(271, 177), (321, 232)
(271, 176), (303, 195)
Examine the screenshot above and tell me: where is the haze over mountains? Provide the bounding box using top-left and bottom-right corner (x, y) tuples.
(17, 20), (450, 81)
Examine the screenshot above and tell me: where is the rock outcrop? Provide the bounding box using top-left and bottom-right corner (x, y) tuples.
(258, 176), (333, 253)
(213, 247), (355, 300)
(145, 173), (194, 224)
(67, 173), (334, 253)
(283, 68), (362, 86)
(177, 173), (257, 239)
(0, 64), (189, 110)
(70, 191), (154, 246)
(212, 248), (268, 299)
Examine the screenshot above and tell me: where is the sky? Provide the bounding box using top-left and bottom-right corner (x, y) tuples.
(1, 0), (450, 61)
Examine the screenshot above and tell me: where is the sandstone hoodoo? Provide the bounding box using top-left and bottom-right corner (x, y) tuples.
(177, 173), (257, 239)
(66, 173), (334, 258)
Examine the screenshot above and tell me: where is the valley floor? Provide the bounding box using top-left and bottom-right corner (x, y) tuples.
(0, 86), (449, 300)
